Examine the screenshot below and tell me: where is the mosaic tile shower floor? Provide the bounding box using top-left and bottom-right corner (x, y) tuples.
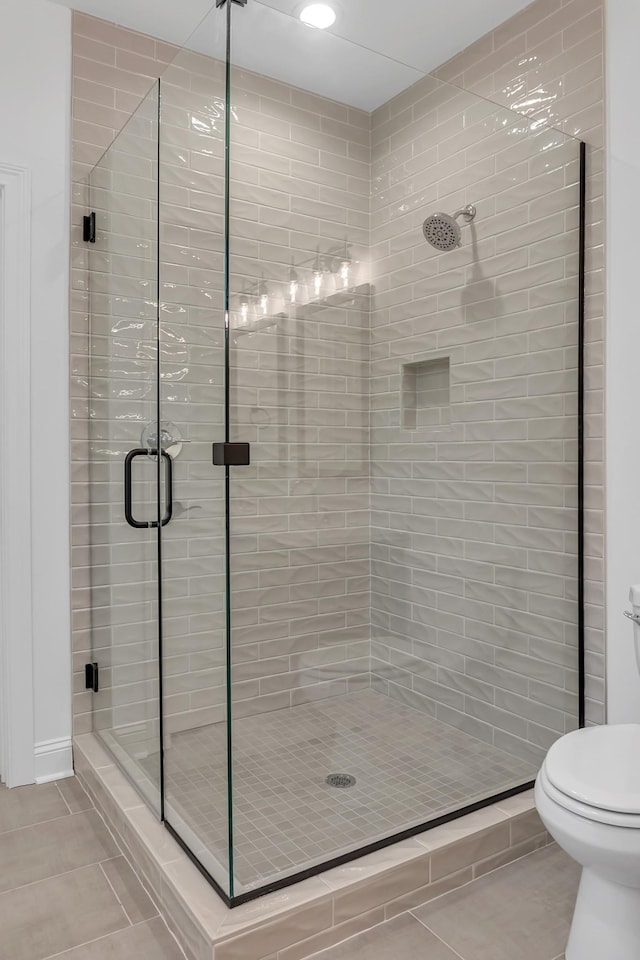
(142, 689), (537, 891)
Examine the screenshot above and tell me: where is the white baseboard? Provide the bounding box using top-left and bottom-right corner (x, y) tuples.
(34, 737), (73, 783)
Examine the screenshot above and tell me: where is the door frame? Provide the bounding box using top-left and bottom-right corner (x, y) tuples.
(0, 162), (35, 786)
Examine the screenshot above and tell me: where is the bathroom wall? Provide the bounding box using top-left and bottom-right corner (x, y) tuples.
(432, 0), (605, 727)
(225, 66), (372, 718)
(367, 0), (604, 768)
(1, 0), (72, 781)
(369, 82), (581, 765)
(605, 0), (640, 723)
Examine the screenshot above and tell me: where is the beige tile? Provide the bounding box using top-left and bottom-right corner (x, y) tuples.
(56, 776), (94, 813)
(0, 809), (119, 894)
(158, 866), (218, 960)
(510, 809), (546, 845)
(494, 788), (535, 816)
(417, 806), (509, 852)
(305, 914), (460, 960)
(215, 899), (334, 960)
(413, 845), (579, 960)
(0, 863), (128, 960)
(332, 857), (430, 925)
(381, 866), (472, 920)
(472, 835), (551, 880)
(160, 856), (229, 941)
(429, 823), (511, 882)
(217, 877), (331, 938)
(321, 838), (432, 894)
(277, 908), (386, 960)
(52, 916), (185, 960)
(0, 782), (69, 834)
(101, 855), (158, 924)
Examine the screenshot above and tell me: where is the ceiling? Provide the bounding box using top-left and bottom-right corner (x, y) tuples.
(50, 0), (534, 110)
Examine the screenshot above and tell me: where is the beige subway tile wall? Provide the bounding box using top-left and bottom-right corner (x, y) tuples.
(226, 66), (372, 719)
(432, 0), (604, 725)
(157, 50), (372, 732)
(369, 77), (581, 765)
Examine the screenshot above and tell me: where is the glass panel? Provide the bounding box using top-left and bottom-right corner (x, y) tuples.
(157, 7), (233, 898)
(88, 82), (162, 814)
(225, 1), (581, 894)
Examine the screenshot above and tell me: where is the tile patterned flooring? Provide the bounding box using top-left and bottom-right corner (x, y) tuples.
(309, 844), (577, 960)
(149, 690), (537, 891)
(0, 775), (578, 960)
(0, 778), (185, 960)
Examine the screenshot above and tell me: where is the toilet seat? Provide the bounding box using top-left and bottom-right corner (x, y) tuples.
(540, 724), (640, 826)
(538, 766), (640, 828)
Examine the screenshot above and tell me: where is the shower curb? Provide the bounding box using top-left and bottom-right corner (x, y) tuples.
(74, 733), (550, 960)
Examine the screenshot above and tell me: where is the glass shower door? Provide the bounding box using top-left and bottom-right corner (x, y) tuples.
(225, 0), (373, 894)
(87, 83), (163, 814)
(156, 10), (234, 898)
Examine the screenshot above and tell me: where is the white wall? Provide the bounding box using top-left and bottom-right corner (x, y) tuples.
(605, 0), (640, 722)
(0, 0), (72, 780)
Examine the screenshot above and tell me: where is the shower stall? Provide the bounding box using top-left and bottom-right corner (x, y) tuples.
(84, 0), (585, 905)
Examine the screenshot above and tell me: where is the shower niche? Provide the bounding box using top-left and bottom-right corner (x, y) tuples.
(402, 355), (451, 431)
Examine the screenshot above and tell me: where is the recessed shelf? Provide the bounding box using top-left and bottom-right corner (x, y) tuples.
(402, 355), (451, 431)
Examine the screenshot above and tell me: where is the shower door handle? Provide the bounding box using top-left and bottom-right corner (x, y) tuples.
(124, 448), (173, 529)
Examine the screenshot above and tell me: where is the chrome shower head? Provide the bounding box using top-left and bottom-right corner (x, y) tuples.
(422, 204), (476, 251)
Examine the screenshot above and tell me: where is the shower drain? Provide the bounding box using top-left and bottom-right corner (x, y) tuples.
(325, 773), (356, 788)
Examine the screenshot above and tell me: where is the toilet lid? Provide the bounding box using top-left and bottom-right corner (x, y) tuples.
(545, 725), (640, 814)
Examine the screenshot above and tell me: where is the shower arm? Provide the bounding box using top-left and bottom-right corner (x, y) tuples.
(453, 204), (477, 223)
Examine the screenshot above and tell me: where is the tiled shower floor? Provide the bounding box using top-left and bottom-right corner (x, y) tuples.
(141, 690), (537, 891)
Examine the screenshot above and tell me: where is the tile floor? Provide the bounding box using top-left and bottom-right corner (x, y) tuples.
(0, 778), (185, 960)
(0, 775), (579, 960)
(308, 844), (578, 960)
(144, 690), (537, 891)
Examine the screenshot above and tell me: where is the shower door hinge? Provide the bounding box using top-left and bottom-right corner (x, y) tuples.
(83, 212), (96, 244)
(216, 0), (247, 7)
(85, 662), (99, 693)
(212, 442), (250, 466)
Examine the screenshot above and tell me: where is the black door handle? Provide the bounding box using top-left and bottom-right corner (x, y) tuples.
(124, 448), (173, 529)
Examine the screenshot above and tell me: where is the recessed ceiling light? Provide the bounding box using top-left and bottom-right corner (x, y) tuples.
(299, 4), (336, 29)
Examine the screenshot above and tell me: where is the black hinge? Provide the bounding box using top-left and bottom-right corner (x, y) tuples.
(83, 212), (96, 243)
(216, 0), (247, 6)
(85, 662), (99, 693)
(212, 442), (250, 466)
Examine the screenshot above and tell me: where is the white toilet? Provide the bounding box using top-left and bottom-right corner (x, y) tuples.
(535, 587), (640, 960)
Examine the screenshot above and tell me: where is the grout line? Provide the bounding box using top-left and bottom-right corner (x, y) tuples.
(90, 797), (165, 922)
(0, 809), (75, 838)
(0, 804), (99, 844)
(38, 920), (144, 960)
(98, 860), (134, 927)
(409, 915), (467, 960)
(0, 860), (111, 899)
(54, 781), (76, 816)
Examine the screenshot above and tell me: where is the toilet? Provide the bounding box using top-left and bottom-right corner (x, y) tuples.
(535, 587), (640, 960)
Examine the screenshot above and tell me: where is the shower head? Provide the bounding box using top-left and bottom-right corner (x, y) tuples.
(422, 204), (477, 251)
